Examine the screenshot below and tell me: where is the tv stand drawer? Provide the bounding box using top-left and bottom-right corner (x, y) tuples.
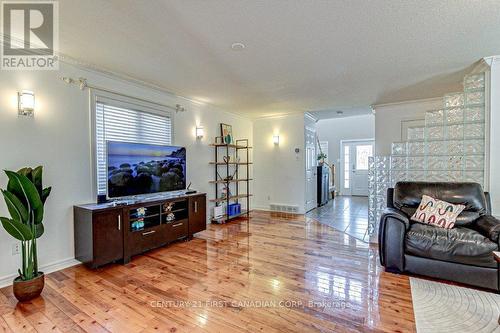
(166, 219), (188, 242)
(129, 225), (167, 256)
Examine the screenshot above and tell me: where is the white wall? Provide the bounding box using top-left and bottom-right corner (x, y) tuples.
(316, 114), (375, 189)
(0, 61), (252, 285)
(374, 98), (442, 155)
(253, 113), (306, 213)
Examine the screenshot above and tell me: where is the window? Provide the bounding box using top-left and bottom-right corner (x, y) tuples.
(355, 145), (373, 170)
(94, 96), (172, 195)
(344, 145), (350, 189)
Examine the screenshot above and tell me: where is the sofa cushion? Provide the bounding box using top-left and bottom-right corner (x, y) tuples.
(410, 195), (465, 229)
(394, 182), (488, 226)
(405, 223), (498, 268)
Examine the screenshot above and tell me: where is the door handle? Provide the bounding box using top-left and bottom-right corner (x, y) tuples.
(194, 201), (198, 213)
(142, 230), (156, 236)
(117, 215), (121, 231)
(172, 223), (183, 228)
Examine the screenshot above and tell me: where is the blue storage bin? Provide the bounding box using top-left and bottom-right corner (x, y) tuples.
(228, 203), (241, 216)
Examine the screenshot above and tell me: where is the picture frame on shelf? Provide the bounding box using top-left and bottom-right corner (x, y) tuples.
(220, 123), (233, 144)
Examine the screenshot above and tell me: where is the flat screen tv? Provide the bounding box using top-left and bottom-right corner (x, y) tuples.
(107, 141), (186, 198)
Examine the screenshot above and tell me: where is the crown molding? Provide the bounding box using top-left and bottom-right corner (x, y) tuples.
(57, 53), (207, 107)
(372, 96), (442, 109)
(471, 58), (492, 73)
(0, 32), (53, 56)
(59, 55), (253, 121)
(0, 32), (203, 106)
(483, 55), (500, 67)
(304, 112), (318, 122)
(252, 111), (305, 120)
(0, 33), (255, 120)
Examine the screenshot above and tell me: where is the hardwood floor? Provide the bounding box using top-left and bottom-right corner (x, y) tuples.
(0, 211), (415, 333)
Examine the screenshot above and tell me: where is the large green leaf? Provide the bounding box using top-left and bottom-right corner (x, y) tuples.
(35, 223), (44, 238)
(41, 187), (52, 204)
(33, 205), (44, 225)
(32, 166), (43, 195)
(5, 171), (43, 224)
(17, 167), (32, 179)
(0, 217), (33, 241)
(1, 190), (28, 224)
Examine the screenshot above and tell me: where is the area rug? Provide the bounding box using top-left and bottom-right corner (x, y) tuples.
(410, 277), (500, 333)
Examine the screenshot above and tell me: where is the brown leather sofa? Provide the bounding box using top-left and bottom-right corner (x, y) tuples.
(378, 181), (500, 291)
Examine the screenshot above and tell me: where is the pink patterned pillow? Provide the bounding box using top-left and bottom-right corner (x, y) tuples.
(410, 195), (466, 229)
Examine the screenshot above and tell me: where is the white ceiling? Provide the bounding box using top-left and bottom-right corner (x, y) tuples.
(60, 0), (500, 118)
(310, 106), (374, 120)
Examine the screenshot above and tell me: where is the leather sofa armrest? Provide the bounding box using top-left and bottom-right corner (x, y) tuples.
(379, 208), (411, 231)
(378, 208), (410, 271)
(475, 215), (500, 243)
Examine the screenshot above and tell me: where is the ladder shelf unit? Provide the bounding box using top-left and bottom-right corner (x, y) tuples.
(209, 138), (252, 223)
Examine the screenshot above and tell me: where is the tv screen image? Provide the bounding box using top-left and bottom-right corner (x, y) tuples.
(107, 141), (186, 198)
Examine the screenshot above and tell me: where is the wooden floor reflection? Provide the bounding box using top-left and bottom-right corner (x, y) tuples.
(0, 210), (415, 332)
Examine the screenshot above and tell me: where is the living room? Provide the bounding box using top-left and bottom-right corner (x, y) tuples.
(1, 1), (500, 332)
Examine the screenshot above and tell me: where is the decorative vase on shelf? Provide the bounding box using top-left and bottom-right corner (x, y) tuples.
(224, 134), (232, 144)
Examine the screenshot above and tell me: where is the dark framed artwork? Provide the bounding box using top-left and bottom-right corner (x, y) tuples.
(220, 123), (233, 144)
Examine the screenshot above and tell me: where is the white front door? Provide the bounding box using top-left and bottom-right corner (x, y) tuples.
(305, 126), (317, 212)
(341, 140), (374, 196)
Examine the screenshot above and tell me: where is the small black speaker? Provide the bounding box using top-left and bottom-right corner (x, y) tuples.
(97, 194), (108, 204)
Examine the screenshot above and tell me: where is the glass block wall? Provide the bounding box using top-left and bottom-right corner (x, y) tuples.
(368, 72), (486, 234)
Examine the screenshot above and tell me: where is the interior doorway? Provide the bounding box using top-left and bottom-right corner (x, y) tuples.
(340, 139), (374, 196)
(305, 125), (317, 212)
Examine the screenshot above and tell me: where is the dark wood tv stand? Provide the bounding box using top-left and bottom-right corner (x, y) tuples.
(74, 192), (206, 268)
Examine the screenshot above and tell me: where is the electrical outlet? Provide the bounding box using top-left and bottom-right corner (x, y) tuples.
(11, 243), (20, 255)
(267, 195), (271, 201)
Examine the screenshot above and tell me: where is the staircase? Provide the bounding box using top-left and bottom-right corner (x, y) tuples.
(368, 72), (487, 234)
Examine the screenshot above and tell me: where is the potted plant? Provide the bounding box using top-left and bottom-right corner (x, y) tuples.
(317, 152), (327, 165)
(0, 166), (51, 302)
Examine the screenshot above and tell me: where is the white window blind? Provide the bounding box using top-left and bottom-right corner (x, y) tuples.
(95, 100), (172, 195)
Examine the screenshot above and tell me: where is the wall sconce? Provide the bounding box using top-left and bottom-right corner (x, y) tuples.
(18, 90), (35, 117)
(196, 126), (204, 139)
(273, 135), (280, 145)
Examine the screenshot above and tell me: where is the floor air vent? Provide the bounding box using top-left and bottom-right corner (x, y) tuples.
(269, 204), (299, 213)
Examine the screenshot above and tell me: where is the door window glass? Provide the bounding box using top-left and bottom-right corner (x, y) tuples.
(356, 145), (373, 170)
(344, 145), (350, 189)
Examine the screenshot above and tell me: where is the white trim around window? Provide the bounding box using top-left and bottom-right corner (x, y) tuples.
(90, 90), (175, 199)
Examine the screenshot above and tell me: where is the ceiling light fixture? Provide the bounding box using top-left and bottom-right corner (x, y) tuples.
(231, 42), (246, 51)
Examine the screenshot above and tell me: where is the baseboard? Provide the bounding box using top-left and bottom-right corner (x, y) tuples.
(0, 257), (80, 288)
(253, 206), (305, 215)
(252, 205), (270, 211)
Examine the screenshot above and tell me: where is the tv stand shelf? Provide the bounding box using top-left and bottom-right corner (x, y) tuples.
(74, 192), (206, 268)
